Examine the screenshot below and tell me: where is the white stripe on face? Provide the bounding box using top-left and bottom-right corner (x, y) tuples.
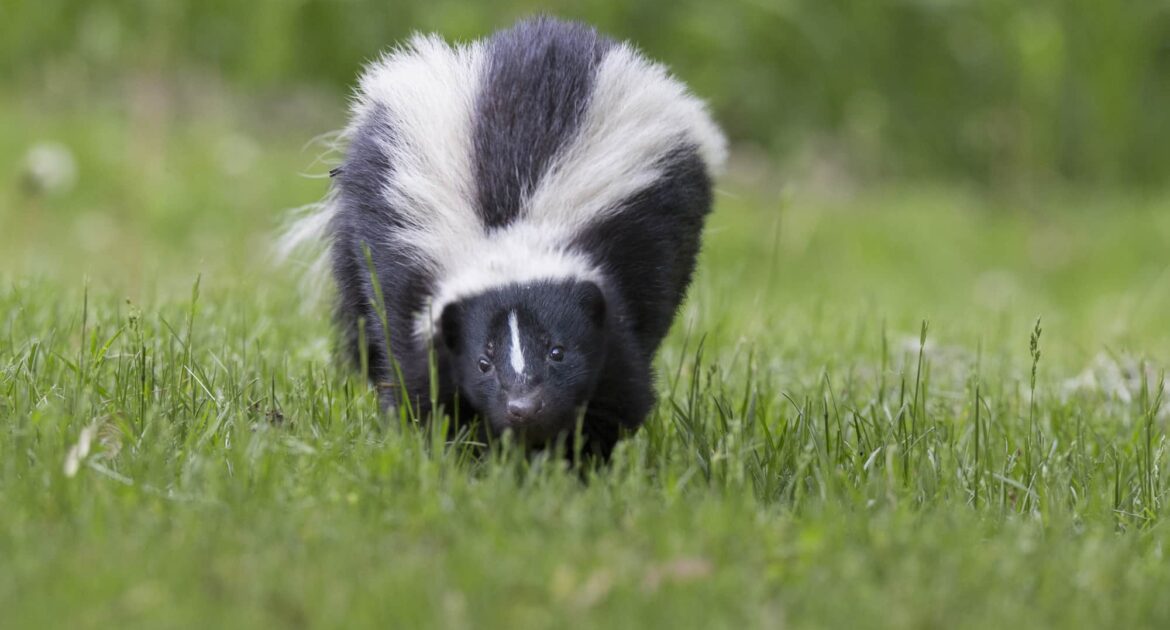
(508, 310), (525, 375)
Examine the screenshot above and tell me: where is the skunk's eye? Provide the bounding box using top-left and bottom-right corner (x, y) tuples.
(477, 357), (492, 373)
(548, 346), (565, 362)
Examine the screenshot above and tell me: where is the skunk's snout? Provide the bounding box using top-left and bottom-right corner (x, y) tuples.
(506, 395), (544, 422)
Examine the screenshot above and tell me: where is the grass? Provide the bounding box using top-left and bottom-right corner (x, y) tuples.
(3, 90), (1170, 628)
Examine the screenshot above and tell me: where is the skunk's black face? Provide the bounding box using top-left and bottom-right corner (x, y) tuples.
(440, 280), (608, 445)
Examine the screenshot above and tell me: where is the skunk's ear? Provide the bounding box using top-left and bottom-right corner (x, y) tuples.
(439, 303), (462, 354)
(576, 281), (607, 327)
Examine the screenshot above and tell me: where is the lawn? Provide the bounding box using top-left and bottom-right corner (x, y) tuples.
(2, 92), (1170, 629)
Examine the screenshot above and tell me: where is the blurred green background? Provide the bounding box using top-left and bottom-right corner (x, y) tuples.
(4, 0), (1170, 189)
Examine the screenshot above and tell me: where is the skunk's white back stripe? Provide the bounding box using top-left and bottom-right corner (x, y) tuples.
(275, 35), (488, 295)
(508, 311), (525, 374)
(354, 34), (486, 277)
(522, 43), (727, 233)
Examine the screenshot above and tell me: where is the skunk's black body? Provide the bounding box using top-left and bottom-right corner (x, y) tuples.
(299, 17), (725, 456)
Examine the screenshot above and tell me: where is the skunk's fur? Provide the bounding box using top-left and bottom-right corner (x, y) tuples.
(285, 17), (726, 457)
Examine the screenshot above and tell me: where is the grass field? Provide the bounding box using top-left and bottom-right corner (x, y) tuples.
(3, 92), (1170, 628)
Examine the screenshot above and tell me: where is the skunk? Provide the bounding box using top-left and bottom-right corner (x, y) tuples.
(285, 17), (726, 457)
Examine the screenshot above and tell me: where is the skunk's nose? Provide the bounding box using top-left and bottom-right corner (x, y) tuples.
(506, 396), (543, 421)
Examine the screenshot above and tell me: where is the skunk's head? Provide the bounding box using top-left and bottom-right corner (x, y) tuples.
(439, 280), (608, 445)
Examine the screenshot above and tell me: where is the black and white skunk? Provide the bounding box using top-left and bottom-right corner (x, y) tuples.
(285, 17), (726, 456)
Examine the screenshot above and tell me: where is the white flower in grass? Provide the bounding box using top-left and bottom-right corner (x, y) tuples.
(63, 424), (97, 478)
(22, 142), (78, 196)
